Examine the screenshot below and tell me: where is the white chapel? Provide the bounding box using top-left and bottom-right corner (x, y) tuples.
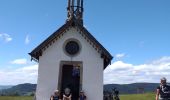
(29, 0), (113, 100)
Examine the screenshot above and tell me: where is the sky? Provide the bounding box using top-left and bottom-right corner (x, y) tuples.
(0, 0), (170, 85)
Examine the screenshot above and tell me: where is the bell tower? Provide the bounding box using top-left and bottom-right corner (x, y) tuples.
(67, 0), (84, 25)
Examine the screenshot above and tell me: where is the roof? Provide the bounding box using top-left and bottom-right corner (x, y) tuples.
(29, 19), (113, 69)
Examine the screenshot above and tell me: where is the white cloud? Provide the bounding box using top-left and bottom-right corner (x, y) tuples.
(25, 35), (30, 44)
(0, 64), (38, 85)
(0, 33), (12, 42)
(1, 56), (170, 85)
(150, 56), (170, 65)
(115, 53), (126, 59)
(11, 58), (27, 65)
(104, 56), (170, 84)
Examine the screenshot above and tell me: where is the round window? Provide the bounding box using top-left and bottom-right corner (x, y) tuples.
(65, 41), (80, 56)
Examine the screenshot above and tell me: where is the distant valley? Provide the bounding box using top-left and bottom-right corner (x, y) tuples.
(104, 83), (159, 94)
(0, 86), (13, 90)
(0, 83), (36, 96)
(0, 83), (161, 96)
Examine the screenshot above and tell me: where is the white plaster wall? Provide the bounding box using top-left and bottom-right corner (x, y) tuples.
(36, 27), (103, 100)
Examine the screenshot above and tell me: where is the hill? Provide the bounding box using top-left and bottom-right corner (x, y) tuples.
(0, 83), (160, 96)
(104, 83), (159, 94)
(0, 83), (36, 96)
(0, 93), (155, 100)
(0, 85), (13, 90)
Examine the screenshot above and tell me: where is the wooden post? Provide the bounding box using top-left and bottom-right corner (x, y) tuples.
(81, 0), (83, 13)
(68, 0), (71, 9)
(72, 0), (74, 12)
(77, 0), (80, 7)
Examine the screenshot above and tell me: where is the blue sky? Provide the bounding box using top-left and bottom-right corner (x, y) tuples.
(0, 0), (170, 85)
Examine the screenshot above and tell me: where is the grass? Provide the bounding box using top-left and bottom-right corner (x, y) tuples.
(120, 93), (155, 100)
(0, 93), (155, 100)
(0, 96), (33, 100)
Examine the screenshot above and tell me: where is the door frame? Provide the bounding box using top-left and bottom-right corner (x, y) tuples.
(58, 61), (83, 93)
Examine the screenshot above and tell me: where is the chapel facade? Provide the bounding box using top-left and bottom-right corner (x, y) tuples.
(29, 0), (113, 100)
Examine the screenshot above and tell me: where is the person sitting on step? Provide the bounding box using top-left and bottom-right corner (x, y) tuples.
(50, 90), (61, 100)
(79, 90), (86, 100)
(63, 88), (72, 100)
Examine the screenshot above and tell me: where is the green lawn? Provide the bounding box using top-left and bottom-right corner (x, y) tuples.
(0, 93), (155, 100)
(120, 93), (155, 100)
(0, 96), (33, 100)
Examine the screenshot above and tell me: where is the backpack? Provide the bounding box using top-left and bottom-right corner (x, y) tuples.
(159, 85), (170, 99)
